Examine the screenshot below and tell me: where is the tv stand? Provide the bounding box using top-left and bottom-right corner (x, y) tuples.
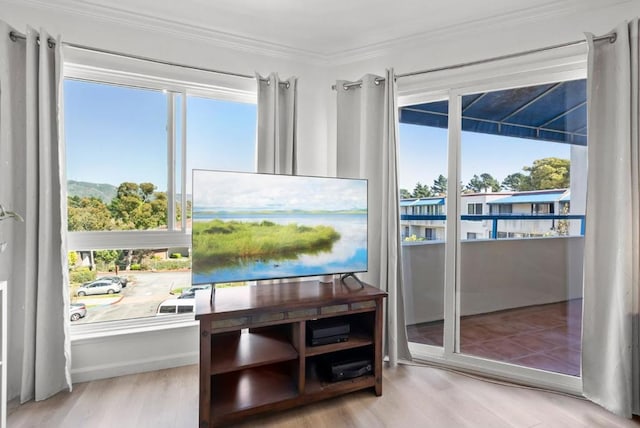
(340, 272), (365, 289)
(195, 279), (387, 427)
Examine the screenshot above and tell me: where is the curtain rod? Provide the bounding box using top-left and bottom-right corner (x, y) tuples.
(332, 31), (617, 91)
(8, 31), (291, 88)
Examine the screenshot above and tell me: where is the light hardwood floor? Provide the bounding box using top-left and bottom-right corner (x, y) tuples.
(8, 364), (640, 428)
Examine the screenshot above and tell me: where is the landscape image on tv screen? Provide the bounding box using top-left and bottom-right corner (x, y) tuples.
(191, 170), (368, 284)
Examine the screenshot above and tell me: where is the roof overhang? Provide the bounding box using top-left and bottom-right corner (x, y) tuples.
(400, 79), (587, 146)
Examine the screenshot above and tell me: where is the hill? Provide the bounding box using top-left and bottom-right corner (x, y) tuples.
(67, 180), (117, 203)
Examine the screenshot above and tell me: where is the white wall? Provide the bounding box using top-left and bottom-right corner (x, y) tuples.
(70, 323), (199, 383)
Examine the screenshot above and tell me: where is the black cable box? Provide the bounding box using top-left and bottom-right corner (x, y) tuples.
(329, 358), (373, 381)
(307, 319), (350, 346)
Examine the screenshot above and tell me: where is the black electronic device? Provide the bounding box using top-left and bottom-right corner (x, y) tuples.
(307, 319), (350, 346)
(329, 358), (373, 382)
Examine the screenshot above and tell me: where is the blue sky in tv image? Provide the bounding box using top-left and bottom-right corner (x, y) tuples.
(192, 171), (368, 284)
(192, 171), (367, 212)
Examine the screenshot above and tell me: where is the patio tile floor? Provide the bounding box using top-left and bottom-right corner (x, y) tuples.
(407, 299), (582, 376)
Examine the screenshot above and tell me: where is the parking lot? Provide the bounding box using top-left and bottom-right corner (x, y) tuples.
(71, 270), (193, 323)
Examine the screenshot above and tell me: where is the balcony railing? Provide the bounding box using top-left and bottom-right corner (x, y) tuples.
(400, 214), (586, 238)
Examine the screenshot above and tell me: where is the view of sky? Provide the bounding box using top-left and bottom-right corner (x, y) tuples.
(398, 123), (571, 192)
(65, 79), (573, 198)
(193, 171), (367, 212)
(64, 79), (256, 192)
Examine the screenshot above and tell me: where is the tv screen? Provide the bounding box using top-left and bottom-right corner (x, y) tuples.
(191, 170), (368, 285)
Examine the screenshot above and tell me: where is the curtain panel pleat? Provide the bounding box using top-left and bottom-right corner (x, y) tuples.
(583, 18), (640, 417)
(0, 21), (71, 403)
(335, 70), (411, 365)
(255, 73), (297, 175)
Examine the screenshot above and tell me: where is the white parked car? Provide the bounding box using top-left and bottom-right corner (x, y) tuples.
(70, 303), (87, 321)
(77, 279), (121, 296)
(156, 298), (195, 315)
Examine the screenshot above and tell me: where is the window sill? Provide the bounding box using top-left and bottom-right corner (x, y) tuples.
(70, 315), (198, 342)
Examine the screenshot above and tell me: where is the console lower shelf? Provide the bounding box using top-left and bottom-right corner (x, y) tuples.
(211, 363), (298, 417)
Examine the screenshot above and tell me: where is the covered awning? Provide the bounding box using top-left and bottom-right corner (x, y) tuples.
(400, 79), (587, 146)
(489, 190), (567, 205)
(400, 198), (445, 207)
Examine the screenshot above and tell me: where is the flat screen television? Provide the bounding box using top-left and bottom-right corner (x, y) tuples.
(191, 170), (368, 285)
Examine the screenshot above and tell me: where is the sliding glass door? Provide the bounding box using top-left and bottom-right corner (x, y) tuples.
(399, 97), (449, 351)
(457, 80), (585, 376)
(399, 68), (587, 388)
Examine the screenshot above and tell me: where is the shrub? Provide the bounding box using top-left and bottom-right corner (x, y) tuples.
(149, 258), (191, 271)
(130, 263), (141, 271)
(69, 266), (96, 285)
(170, 253), (182, 259)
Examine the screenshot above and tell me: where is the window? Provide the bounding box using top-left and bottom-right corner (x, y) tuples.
(65, 70), (256, 325)
(425, 228), (435, 240)
(490, 204), (513, 214)
(532, 203), (554, 214)
(467, 232), (478, 240)
(467, 203), (483, 215)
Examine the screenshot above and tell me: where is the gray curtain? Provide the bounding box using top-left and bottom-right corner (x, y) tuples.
(335, 70), (411, 365)
(583, 19), (640, 417)
(0, 22), (72, 402)
(255, 73), (297, 174)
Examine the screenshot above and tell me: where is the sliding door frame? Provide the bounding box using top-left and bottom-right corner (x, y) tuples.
(399, 53), (587, 395)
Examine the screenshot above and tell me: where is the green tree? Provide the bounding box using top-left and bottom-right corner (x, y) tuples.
(465, 173), (500, 193)
(523, 157), (570, 190)
(149, 192), (168, 225)
(399, 189), (412, 199)
(116, 182), (140, 198)
(109, 182), (168, 230)
(412, 182), (432, 198)
(139, 182), (156, 202)
(110, 182), (142, 228)
(68, 196), (114, 231)
(431, 174), (447, 195)
(501, 172), (531, 191)
(94, 250), (120, 266)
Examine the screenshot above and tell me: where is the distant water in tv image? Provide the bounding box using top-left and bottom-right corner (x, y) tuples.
(191, 171), (368, 284)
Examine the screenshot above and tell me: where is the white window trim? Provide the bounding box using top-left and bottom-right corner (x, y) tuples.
(63, 45), (257, 104)
(65, 48), (257, 337)
(397, 45), (587, 394)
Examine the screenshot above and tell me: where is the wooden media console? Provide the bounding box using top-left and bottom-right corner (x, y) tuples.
(195, 279), (386, 427)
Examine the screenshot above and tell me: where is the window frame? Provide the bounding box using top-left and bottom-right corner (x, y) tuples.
(397, 45), (587, 395)
(467, 203), (483, 215)
(64, 50), (258, 335)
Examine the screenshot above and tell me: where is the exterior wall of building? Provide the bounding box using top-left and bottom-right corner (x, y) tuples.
(401, 191), (578, 241)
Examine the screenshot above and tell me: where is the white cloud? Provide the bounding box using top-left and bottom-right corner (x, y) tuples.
(193, 171), (367, 211)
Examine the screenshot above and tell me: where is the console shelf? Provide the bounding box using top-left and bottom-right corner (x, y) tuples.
(196, 279), (386, 427)
(304, 328), (373, 357)
(210, 329), (297, 374)
(211, 364), (298, 415)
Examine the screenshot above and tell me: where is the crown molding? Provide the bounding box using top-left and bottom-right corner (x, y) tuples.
(2, 0), (328, 65)
(2, 0), (633, 66)
(328, 0), (633, 65)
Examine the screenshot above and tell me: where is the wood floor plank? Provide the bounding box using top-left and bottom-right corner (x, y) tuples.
(7, 364), (640, 428)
